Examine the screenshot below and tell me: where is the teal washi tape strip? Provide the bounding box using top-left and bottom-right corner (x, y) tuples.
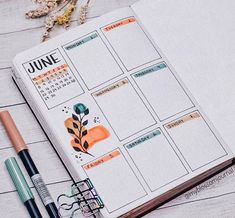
(134, 63), (166, 78)
(65, 33), (98, 50)
(126, 130), (161, 149)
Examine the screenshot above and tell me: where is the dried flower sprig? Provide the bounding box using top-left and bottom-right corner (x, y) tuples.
(42, 12), (57, 41)
(26, 0), (62, 18)
(78, 0), (90, 25)
(26, 0), (91, 42)
(56, 0), (78, 28)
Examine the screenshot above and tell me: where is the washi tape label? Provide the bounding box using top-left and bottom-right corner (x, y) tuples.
(126, 130), (161, 149)
(84, 150), (120, 170)
(64, 33), (98, 50)
(165, 112), (200, 129)
(103, 17), (136, 31)
(94, 79), (129, 97)
(133, 63), (166, 78)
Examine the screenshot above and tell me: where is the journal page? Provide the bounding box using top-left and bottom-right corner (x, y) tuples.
(13, 6), (234, 218)
(131, 0), (235, 153)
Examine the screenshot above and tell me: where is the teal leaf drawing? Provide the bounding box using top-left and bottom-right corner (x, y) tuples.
(84, 108), (89, 115)
(73, 103), (87, 114)
(74, 107), (81, 115)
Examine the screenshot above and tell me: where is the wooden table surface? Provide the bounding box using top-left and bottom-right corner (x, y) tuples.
(0, 0), (235, 217)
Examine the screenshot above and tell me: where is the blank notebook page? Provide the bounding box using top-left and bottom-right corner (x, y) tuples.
(132, 0), (235, 153)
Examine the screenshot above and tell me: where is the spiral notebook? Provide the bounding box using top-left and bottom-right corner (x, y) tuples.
(12, 1), (234, 217)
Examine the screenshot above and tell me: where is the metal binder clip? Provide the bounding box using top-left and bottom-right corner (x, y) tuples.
(57, 179), (104, 218)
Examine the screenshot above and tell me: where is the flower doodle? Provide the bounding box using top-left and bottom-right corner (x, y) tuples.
(64, 103), (110, 156)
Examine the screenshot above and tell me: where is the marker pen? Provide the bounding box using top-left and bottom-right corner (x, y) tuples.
(5, 157), (42, 218)
(0, 111), (59, 218)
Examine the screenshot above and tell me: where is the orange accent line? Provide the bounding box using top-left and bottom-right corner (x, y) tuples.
(165, 112), (200, 129)
(32, 64), (68, 82)
(103, 17), (136, 31)
(84, 150), (120, 170)
(34, 69), (68, 85)
(83, 125), (110, 148)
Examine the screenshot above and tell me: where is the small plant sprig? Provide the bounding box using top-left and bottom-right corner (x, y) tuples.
(26, 0), (91, 42)
(42, 0), (78, 41)
(78, 0), (90, 25)
(66, 105), (94, 156)
(56, 1), (77, 28)
(26, 0), (61, 18)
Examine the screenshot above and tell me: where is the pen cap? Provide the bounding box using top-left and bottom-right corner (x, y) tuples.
(0, 110), (28, 153)
(5, 157), (34, 203)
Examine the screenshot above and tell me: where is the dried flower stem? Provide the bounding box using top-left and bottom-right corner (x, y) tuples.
(56, 0), (78, 28)
(26, 0), (62, 19)
(79, 0), (90, 25)
(26, 0), (91, 42)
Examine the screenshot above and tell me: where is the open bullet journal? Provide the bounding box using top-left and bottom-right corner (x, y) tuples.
(12, 1), (235, 217)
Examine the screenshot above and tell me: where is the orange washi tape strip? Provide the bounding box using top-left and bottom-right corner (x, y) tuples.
(33, 69), (68, 85)
(103, 17), (136, 31)
(94, 79), (129, 97)
(32, 64), (68, 81)
(165, 112), (200, 129)
(84, 150), (120, 170)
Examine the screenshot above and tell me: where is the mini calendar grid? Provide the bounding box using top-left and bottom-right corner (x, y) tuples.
(22, 50), (84, 110)
(32, 64), (74, 101)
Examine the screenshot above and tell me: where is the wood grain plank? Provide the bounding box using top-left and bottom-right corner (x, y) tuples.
(144, 192), (235, 218)
(0, 18), (100, 68)
(0, 104), (47, 149)
(161, 166), (235, 208)
(0, 141), (70, 193)
(0, 27), (42, 68)
(0, 0), (137, 68)
(0, 0), (42, 35)
(0, 181), (75, 218)
(0, 68), (25, 107)
(0, 0), (137, 34)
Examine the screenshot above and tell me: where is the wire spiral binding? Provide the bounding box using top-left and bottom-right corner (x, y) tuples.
(57, 178), (104, 218)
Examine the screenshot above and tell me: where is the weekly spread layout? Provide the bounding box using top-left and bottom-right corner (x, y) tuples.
(12, 6), (234, 218)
